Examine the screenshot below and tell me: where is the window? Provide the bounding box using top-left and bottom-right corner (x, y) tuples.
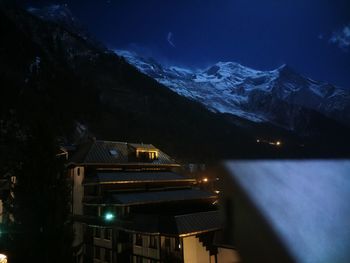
(109, 149), (118, 156)
(149, 236), (157, 249)
(94, 246), (100, 259)
(104, 249), (111, 262)
(135, 234), (143, 246)
(136, 150), (158, 161)
(104, 228), (111, 240)
(148, 151), (157, 160)
(94, 227), (101, 238)
(164, 237), (171, 248)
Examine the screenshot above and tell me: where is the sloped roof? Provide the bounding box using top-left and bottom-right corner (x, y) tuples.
(175, 210), (221, 236)
(111, 189), (216, 205)
(86, 189), (216, 206)
(84, 140), (129, 163)
(69, 140), (178, 166)
(123, 210), (220, 236)
(84, 171), (194, 184)
(129, 143), (157, 151)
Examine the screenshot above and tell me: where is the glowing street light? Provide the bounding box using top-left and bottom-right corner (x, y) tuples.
(104, 212), (115, 222)
(203, 178), (208, 183)
(0, 254), (7, 263)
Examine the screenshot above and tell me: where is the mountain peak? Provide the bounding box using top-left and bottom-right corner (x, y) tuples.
(28, 4), (74, 23)
(277, 63), (297, 74)
(27, 4), (105, 51)
(216, 61), (240, 67)
(116, 50), (350, 128)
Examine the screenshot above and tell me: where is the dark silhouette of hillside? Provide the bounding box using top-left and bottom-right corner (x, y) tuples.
(1, 3), (349, 162)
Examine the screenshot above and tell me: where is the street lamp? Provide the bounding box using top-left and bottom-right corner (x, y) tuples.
(104, 212), (115, 222)
(0, 254), (7, 263)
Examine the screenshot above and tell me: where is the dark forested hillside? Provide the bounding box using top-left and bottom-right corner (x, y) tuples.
(1, 3), (349, 162)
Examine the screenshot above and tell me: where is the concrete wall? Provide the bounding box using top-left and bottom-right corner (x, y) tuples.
(183, 236), (211, 263)
(0, 199), (3, 223)
(72, 166), (85, 262)
(217, 247), (240, 263)
(73, 166), (84, 215)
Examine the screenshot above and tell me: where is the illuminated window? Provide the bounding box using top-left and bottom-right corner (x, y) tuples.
(136, 150), (158, 161)
(148, 151), (157, 160)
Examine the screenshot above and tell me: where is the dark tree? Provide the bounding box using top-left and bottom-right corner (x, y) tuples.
(8, 119), (73, 263)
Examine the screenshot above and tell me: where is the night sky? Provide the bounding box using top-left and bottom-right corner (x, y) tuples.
(22, 0), (350, 88)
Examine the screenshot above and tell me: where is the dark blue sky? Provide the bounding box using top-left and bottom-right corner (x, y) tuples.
(24, 0), (350, 88)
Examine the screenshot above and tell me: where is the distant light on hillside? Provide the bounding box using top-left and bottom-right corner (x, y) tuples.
(256, 138), (282, 147)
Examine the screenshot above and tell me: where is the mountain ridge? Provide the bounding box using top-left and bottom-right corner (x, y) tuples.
(1, 3), (350, 160)
(116, 49), (350, 131)
(0, 3), (265, 162)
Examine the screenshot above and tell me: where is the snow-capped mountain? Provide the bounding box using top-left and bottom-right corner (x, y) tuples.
(116, 50), (350, 130)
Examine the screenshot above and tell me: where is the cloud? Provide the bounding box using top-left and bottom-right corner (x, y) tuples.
(329, 24), (350, 51)
(167, 32), (176, 48)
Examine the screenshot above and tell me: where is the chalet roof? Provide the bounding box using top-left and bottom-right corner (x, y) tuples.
(128, 143), (157, 150)
(86, 189), (216, 206)
(175, 210), (221, 236)
(125, 210), (220, 236)
(111, 189), (215, 205)
(69, 139), (178, 166)
(223, 160), (350, 263)
(84, 171), (195, 184)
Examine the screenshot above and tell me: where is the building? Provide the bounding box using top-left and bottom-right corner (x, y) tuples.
(68, 140), (221, 263)
(218, 160), (350, 263)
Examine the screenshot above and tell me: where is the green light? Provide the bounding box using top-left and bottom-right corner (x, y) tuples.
(104, 212), (115, 221)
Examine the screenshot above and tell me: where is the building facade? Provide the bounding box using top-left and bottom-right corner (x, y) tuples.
(68, 140), (220, 263)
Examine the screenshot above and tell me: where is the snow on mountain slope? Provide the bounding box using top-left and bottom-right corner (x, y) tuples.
(116, 50), (350, 129)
